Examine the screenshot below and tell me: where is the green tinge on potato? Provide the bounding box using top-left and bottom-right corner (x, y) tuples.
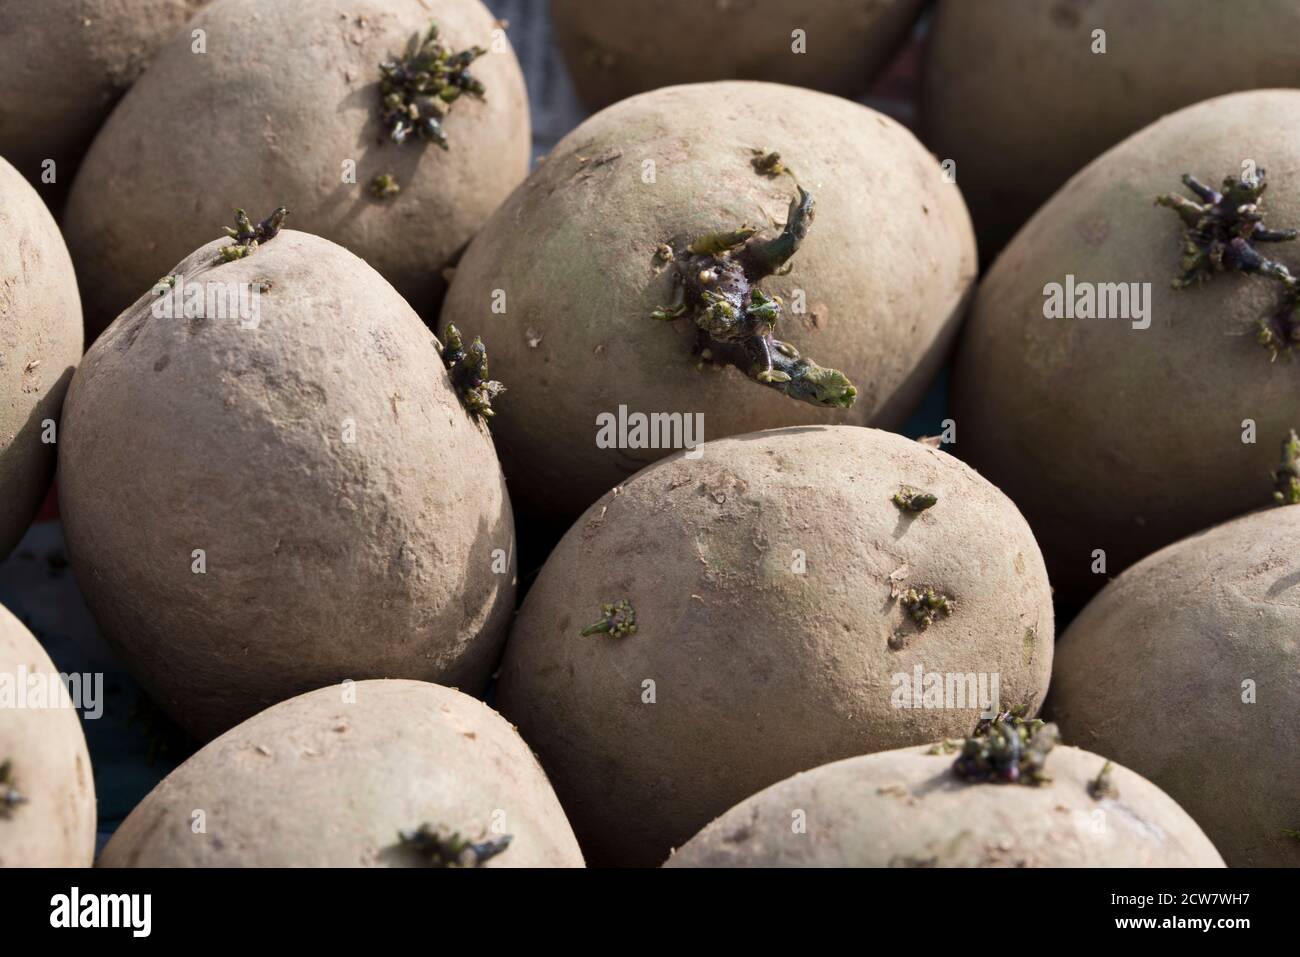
(440, 80), (977, 525)
(665, 745), (1225, 868)
(0, 155), (83, 561)
(62, 0), (530, 337)
(552, 0), (924, 112)
(97, 680), (585, 867)
(1048, 505), (1300, 868)
(58, 230), (516, 742)
(0, 604), (97, 867)
(923, 0), (1300, 261)
(953, 89), (1300, 606)
(496, 425), (1053, 867)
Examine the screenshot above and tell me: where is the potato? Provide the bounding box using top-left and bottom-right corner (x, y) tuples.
(552, 0), (923, 112)
(59, 229), (515, 741)
(0, 155), (83, 561)
(98, 679), (583, 866)
(665, 744), (1224, 867)
(1049, 506), (1300, 867)
(496, 425), (1053, 866)
(62, 0), (529, 337)
(0, 0), (208, 202)
(951, 89), (1300, 604)
(923, 0), (1300, 259)
(440, 81), (976, 525)
(0, 603), (96, 866)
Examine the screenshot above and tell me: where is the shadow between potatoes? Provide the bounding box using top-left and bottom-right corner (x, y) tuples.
(1, 365), (75, 558)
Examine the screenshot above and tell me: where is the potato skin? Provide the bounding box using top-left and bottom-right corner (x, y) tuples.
(923, 0), (1300, 259)
(441, 81), (976, 524)
(0, 155), (83, 560)
(62, 0), (529, 337)
(952, 89), (1300, 605)
(496, 425), (1053, 866)
(0, 0), (208, 199)
(98, 680), (584, 867)
(552, 0), (923, 112)
(665, 744), (1224, 867)
(0, 604), (96, 867)
(1049, 507), (1300, 867)
(59, 230), (515, 741)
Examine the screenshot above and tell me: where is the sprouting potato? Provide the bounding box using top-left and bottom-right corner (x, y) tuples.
(61, 0), (530, 337)
(440, 81), (976, 525)
(58, 228), (515, 741)
(496, 425), (1053, 866)
(666, 742), (1224, 868)
(953, 89), (1300, 604)
(98, 680), (584, 867)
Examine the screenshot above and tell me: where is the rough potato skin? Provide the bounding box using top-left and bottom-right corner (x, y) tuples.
(952, 89), (1300, 606)
(441, 82), (977, 524)
(98, 680), (584, 867)
(0, 604), (96, 867)
(923, 0), (1300, 260)
(1048, 507), (1300, 868)
(552, 0), (923, 112)
(0, 0), (208, 201)
(496, 426), (1053, 866)
(665, 745), (1225, 867)
(0, 156), (83, 560)
(62, 0), (529, 337)
(59, 230), (516, 741)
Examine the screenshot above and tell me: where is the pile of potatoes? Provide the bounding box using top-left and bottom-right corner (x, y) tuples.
(1, 0), (1295, 872)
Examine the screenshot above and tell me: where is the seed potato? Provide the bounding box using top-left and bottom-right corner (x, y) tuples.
(0, 603), (96, 867)
(62, 0), (530, 337)
(97, 679), (584, 867)
(952, 89), (1300, 604)
(496, 425), (1053, 866)
(923, 0), (1300, 259)
(665, 744), (1225, 867)
(552, 0), (924, 112)
(0, 155), (83, 560)
(59, 230), (515, 741)
(440, 81), (976, 525)
(0, 0), (208, 201)
(1049, 505), (1300, 867)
